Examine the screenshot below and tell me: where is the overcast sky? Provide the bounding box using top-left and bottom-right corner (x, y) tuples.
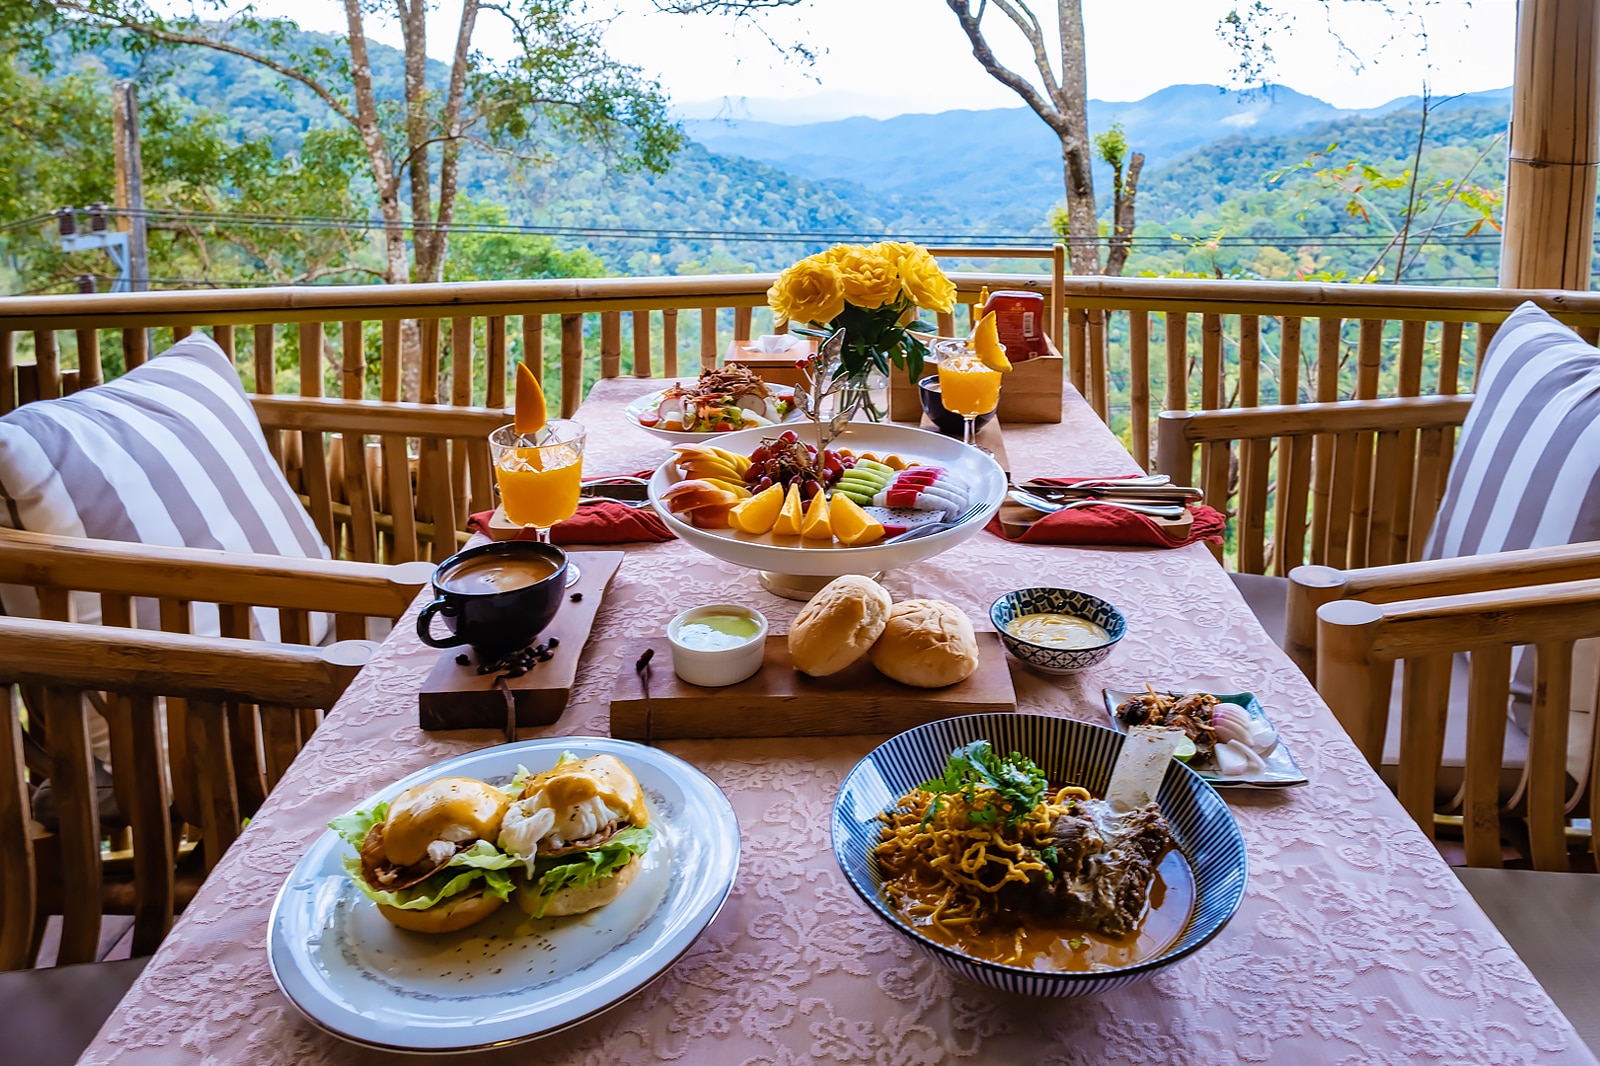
(242, 0), (1516, 122)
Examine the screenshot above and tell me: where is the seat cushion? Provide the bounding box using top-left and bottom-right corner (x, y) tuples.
(1426, 302), (1600, 729)
(1454, 867), (1600, 1057)
(1227, 571), (1286, 647)
(0, 335), (329, 639)
(0, 956), (149, 1066)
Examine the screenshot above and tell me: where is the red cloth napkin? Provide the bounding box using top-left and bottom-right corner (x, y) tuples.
(467, 472), (675, 545)
(986, 476), (1226, 548)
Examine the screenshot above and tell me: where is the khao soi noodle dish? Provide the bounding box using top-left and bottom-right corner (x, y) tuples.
(874, 741), (1193, 972)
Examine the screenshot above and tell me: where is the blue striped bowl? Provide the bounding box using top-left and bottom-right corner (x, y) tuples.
(830, 714), (1247, 997)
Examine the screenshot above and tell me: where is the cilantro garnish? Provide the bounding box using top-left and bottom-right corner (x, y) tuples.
(917, 741), (1048, 828)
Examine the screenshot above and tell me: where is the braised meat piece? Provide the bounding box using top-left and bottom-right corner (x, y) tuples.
(998, 801), (1176, 937)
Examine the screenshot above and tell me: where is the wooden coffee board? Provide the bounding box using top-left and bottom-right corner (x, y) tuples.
(911, 413), (1011, 475)
(418, 551), (623, 730)
(609, 632), (1017, 740)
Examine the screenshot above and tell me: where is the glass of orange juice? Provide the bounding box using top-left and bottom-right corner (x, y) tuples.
(935, 340), (1002, 446)
(490, 419), (586, 576)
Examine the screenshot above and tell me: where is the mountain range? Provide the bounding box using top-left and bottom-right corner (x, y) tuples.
(685, 84), (1513, 230)
(37, 27), (1514, 279)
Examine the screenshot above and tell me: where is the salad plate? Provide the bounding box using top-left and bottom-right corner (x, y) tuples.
(626, 381), (801, 443)
(1101, 688), (1307, 789)
(266, 737), (740, 1052)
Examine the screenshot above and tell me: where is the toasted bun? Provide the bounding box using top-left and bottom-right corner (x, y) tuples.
(517, 855), (643, 918)
(377, 890), (503, 934)
(382, 777), (510, 867)
(869, 599), (980, 688)
(788, 575), (893, 677)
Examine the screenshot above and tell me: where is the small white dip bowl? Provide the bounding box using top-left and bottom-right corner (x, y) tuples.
(667, 604), (769, 687)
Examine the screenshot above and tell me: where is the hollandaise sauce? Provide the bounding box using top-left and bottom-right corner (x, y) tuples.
(1007, 613), (1110, 649)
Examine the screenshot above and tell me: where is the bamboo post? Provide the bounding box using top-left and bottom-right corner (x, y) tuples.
(1163, 312), (1187, 411)
(632, 311), (652, 377)
(662, 309), (679, 377)
(1129, 312), (1150, 470)
(600, 312), (622, 378)
(486, 316), (507, 408)
(0, 331), (13, 414)
(76, 329), (102, 389)
(560, 314), (584, 416)
(523, 314), (544, 381)
(700, 307), (718, 370)
(1501, 0), (1600, 289)
(1050, 243), (1066, 346)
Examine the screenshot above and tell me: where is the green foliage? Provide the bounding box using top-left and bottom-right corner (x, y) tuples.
(443, 201), (604, 282)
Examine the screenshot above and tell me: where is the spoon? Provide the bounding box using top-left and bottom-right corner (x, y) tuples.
(1008, 488), (1185, 520)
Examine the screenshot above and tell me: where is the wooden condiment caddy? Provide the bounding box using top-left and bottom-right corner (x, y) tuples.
(610, 633), (1017, 740)
(888, 334), (1063, 425)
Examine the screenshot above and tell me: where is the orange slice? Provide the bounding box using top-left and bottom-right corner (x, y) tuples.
(972, 311), (1012, 372)
(773, 482), (805, 536)
(729, 483), (784, 534)
(829, 494), (885, 546)
(515, 362), (548, 437)
(800, 491), (832, 540)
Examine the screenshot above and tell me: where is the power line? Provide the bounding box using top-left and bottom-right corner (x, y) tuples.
(6, 206), (1506, 250)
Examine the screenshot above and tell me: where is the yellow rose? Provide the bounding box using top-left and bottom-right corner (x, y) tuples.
(896, 247), (956, 313)
(831, 245), (902, 310)
(769, 254), (846, 325)
(870, 240), (919, 265)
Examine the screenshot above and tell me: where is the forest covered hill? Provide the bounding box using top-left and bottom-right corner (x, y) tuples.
(7, 22), (1518, 287)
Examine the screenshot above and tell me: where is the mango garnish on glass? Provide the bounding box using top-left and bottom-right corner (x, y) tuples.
(514, 362), (548, 438)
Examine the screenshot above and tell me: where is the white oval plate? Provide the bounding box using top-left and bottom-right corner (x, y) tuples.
(626, 383), (801, 443)
(648, 422), (1007, 576)
(267, 737), (740, 1053)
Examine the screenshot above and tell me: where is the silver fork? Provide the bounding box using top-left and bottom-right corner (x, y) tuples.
(882, 502), (989, 544)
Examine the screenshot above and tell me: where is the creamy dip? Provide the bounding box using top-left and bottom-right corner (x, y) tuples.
(676, 614), (762, 650)
(1008, 613), (1109, 649)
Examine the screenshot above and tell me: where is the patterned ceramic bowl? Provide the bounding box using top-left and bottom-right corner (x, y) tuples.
(990, 588), (1126, 673)
(831, 714), (1248, 997)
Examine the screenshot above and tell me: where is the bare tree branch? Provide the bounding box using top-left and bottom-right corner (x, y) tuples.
(989, 0), (1062, 109)
(943, 0), (1064, 132)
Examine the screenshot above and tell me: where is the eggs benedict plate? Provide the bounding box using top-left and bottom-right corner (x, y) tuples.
(267, 737), (739, 1052)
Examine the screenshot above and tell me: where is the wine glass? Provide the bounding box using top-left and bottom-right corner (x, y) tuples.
(934, 339), (1003, 447)
(490, 419), (586, 585)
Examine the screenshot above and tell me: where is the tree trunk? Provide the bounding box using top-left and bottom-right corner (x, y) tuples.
(1056, 0), (1098, 275)
(1105, 152), (1143, 277)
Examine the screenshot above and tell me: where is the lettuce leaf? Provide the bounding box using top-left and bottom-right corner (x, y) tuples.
(328, 801), (388, 849)
(525, 826), (654, 916)
(340, 840), (521, 910)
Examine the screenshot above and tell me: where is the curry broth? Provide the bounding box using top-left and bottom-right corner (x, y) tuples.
(887, 851), (1194, 972)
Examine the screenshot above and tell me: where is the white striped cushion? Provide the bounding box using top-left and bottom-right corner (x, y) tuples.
(0, 335), (329, 640)
(1425, 301), (1600, 727)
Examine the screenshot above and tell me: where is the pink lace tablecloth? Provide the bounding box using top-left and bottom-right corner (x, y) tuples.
(82, 379), (1595, 1065)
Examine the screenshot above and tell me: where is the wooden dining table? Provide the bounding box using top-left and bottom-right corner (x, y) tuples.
(80, 377), (1597, 1065)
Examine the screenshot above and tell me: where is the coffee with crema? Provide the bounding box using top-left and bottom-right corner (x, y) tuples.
(440, 555), (559, 595)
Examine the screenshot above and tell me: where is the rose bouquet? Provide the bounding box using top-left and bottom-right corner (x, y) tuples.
(767, 242), (957, 414)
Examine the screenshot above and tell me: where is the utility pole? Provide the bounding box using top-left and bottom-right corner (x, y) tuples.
(111, 81), (149, 292)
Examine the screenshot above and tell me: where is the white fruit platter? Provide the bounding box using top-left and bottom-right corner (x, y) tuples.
(647, 422), (1006, 583)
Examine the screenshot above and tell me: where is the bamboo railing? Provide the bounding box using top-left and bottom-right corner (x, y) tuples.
(7, 269), (1600, 572)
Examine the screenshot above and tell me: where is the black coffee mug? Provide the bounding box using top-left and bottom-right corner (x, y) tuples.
(416, 541), (568, 663)
(919, 374), (997, 438)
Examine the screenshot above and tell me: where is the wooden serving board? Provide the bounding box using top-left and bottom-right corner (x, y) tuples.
(609, 632), (1017, 740)
(912, 413), (1011, 475)
(418, 551), (624, 730)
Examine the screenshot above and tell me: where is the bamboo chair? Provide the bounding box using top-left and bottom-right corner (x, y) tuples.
(1316, 584), (1600, 1050)
(0, 617), (373, 971)
(1155, 395), (1473, 645)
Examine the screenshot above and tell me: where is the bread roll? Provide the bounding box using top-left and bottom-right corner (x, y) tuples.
(788, 575), (893, 676)
(869, 599), (980, 688)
